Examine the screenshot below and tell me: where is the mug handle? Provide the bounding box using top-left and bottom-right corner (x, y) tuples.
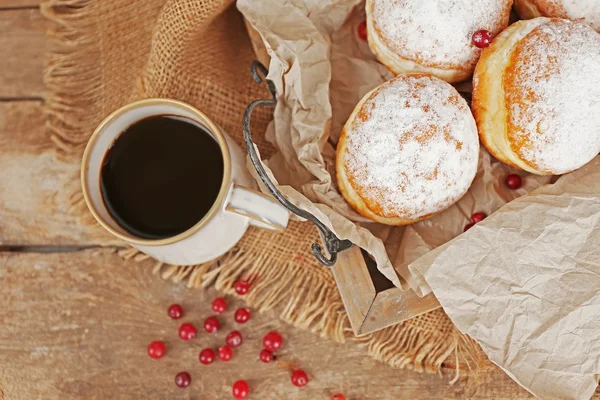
(225, 184), (289, 231)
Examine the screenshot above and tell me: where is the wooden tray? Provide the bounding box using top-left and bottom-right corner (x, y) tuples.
(331, 246), (440, 335)
(244, 22), (441, 336)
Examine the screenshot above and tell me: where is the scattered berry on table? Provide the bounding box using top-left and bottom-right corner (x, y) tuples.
(147, 340), (166, 359)
(226, 330), (243, 348)
(234, 280), (250, 295)
(464, 222), (475, 232)
(218, 345), (233, 362)
(262, 331), (283, 352)
(212, 297), (227, 314)
(357, 20), (367, 40)
(472, 29), (492, 48)
(505, 174), (522, 190)
(168, 304), (183, 319)
(232, 380), (250, 399)
(234, 308), (251, 324)
(175, 372), (191, 388)
(199, 348), (216, 365)
(332, 394), (346, 400)
(291, 369), (309, 387)
(178, 323), (197, 341)
(471, 212), (487, 223)
(260, 349), (275, 363)
(225, 331), (242, 347)
(204, 316), (220, 333)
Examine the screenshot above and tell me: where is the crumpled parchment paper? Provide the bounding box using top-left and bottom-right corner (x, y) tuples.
(409, 157), (600, 400)
(238, 0), (547, 290)
(239, 1), (600, 398)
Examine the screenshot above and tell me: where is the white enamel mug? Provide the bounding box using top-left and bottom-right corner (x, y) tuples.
(81, 98), (289, 265)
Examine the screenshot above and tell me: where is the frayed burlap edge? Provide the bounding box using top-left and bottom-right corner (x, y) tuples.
(42, 0), (103, 156)
(42, 0), (482, 377)
(121, 245), (481, 377)
(42, 0), (113, 235)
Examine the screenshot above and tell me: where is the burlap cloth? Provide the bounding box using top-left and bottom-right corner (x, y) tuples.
(43, 0), (479, 375)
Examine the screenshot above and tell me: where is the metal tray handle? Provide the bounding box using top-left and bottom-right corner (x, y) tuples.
(242, 61), (353, 267)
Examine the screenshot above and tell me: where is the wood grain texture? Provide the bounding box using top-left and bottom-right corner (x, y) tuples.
(0, 0), (40, 8)
(330, 246), (376, 335)
(0, 6), (594, 399)
(0, 249), (535, 400)
(0, 9), (46, 98)
(332, 246), (441, 336)
(0, 101), (112, 245)
(361, 288), (441, 335)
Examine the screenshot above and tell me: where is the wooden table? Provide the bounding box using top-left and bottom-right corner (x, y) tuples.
(0, 2), (594, 399)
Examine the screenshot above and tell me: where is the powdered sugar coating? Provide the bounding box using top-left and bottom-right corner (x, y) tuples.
(537, 0), (600, 31)
(560, 0), (600, 30)
(343, 75), (479, 220)
(505, 19), (600, 174)
(370, 0), (512, 70)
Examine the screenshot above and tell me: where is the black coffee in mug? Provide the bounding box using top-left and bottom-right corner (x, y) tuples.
(100, 115), (224, 240)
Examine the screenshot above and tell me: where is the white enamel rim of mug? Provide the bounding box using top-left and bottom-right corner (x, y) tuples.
(81, 98), (236, 246)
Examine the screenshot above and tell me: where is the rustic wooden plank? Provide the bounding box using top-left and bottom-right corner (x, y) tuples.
(0, 101), (113, 245)
(330, 246), (376, 335)
(0, 9), (46, 98)
(0, 249), (534, 399)
(361, 287), (441, 335)
(0, 0), (40, 8)
(331, 246), (441, 336)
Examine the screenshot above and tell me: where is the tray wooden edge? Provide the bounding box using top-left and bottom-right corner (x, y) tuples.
(332, 246), (441, 336)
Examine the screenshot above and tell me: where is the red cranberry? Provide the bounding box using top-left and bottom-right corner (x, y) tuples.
(168, 304), (183, 319)
(199, 348), (216, 365)
(218, 345), (233, 362)
(472, 29), (492, 48)
(226, 330), (243, 348)
(175, 372), (191, 388)
(178, 323), (197, 341)
(204, 316), (220, 333)
(332, 395), (346, 400)
(262, 331), (283, 352)
(357, 21), (368, 41)
(471, 212), (487, 223)
(464, 222), (475, 232)
(232, 380), (250, 399)
(234, 280), (250, 295)
(234, 308), (251, 324)
(147, 341), (166, 359)
(212, 297), (227, 314)
(505, 174), (523, 190)
(291, 370), (309, 387)
(260, 349), (275, 363)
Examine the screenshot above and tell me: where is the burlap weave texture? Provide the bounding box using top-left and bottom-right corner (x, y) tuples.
(43, 0), (476, 374)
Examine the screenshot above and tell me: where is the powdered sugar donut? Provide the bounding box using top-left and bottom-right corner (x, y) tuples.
(336, 74), (479, 226)
(514, 0), (600, 32)
(366, 0), (513, 83)
(473, 18), (600, 175)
